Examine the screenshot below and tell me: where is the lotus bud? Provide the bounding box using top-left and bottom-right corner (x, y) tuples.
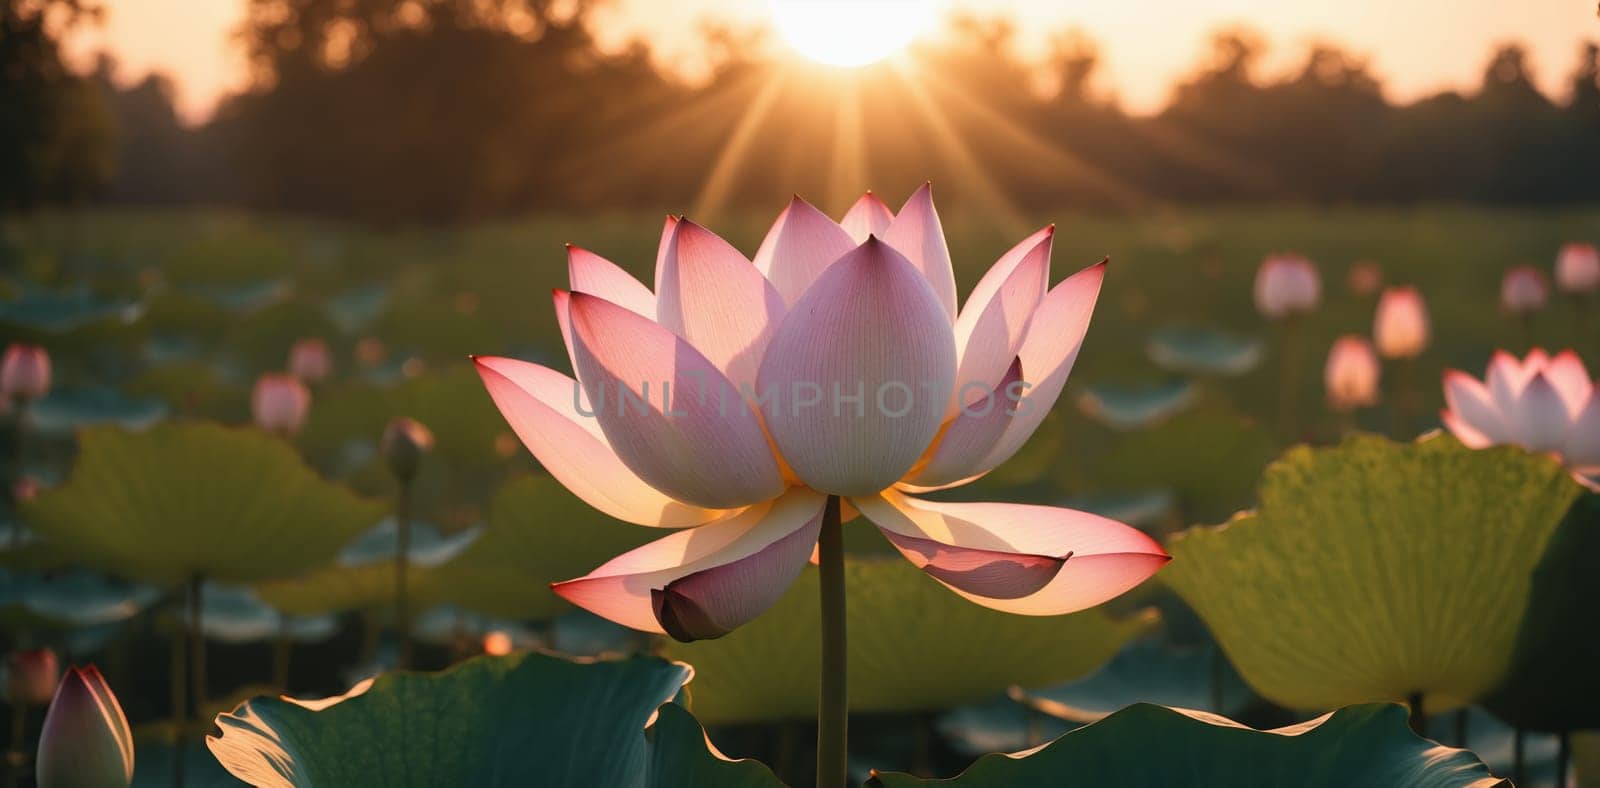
(1323, 336), (1380, 411)
(381, 417), (434, 483)
(1253, 254), (1321, 319)
(1346, 261), (1383, 297)
(4, 649), (60, 706)
(1501, 265), (1548, 315)
(1374, 287), (1430, 359)
(287, 338), (333, 383)
(36, 665), (134, 788)
(2, 343), (51, 403)
(1556, 242), (1600, 295)
(252, 373), (311, 435)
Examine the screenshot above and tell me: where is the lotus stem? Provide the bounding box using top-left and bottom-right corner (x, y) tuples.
(1452, 708), (1468, 748)
(1276, 316), (1301, 443)
(1406, 691), (1425, 736)
(395, 480), (413, 670)
(273, 615), (292, 690)
(1557, 730), (1571, 788)
(1512, 728), (1525, 785)
(1210, 649), (1225, 712)
(170, 592), (187, 788)
(816, 494), (847, 788)
(1389, 357), (1415, 439)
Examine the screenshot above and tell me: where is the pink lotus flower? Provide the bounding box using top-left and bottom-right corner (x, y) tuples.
(288, 338), (334, 383)
(1500, 265), (1548, 315)
(1253, 254), (1321, 319)
(251, 373), (311, 435)
(476, 186), (1169, 641)
(1556, 242), (1600, 295)
(1373, 286), (1430, 360)
(1442, 349), (1600, 486)
(36, 665), (133, 788)
(1323, 335), (1380, 412)
(1, 342), (51, 402)
(4, 648), (59, 706)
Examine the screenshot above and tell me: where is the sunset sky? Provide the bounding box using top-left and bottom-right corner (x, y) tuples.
(67, 0), (1595, 124)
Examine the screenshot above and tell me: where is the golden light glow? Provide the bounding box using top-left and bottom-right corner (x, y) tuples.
(482, 631), (514, 656)
(770, 0), (936, 68)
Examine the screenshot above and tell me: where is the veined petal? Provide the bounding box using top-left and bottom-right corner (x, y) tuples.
(657, 219), (787, 386)
(552, 488), (825, 640)
(1512, 372), (1571, 453)
(971, 260), (1106, 477)
(1442, 370), (1510, 446)
(952, 226), (1052, 409)
(840, 191), (894, 243)
(752, 196), (858, 308)
(900, 360), (1023, 490)
(474, 356), (724, 527)
(756, 238), (957, 496)
(567, 245), (654, 320)
(855, 491), (1169, 615)
(1543, 350), (1592, 416)
(570, 293), (786, 509)
(883, 183), (959, 321)
(654, 214), (679, 288)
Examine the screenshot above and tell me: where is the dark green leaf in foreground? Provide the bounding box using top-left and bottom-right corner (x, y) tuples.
(22, 423), (387, 586)
(207, 651), (781, 787)
(1163, 433), (1583, 711)
(867, 703), (1507, 787)
(664, 556), (1157, 724)
(1482, 490), (1600, 732)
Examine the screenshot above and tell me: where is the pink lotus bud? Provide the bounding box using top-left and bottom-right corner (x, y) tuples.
(287, 338), (333, 383)
(380, 417), (434, 482)
(1374, 287), (1430, 359)
(4, 649), (60, 706)
(1501, 265), (1548, 315)
(1346, 261), (1383, 297)
(252, 373), (311, 435)
(36, 665), (133, 788)
(1323, 336), (1380, 411)
(2, 343), (51, 402)
(1253, 254), (1320, 319)
(1556, 243), (1600, 295)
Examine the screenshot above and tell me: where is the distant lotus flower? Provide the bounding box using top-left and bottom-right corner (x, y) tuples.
(1555, 242), (1600, 295)
(475, 185), (1169, 642)
(4, 649), (60, 706)
(1346, 261), (1383, 297)
(2, 343), (51, 402)
(1500, 265), (1548, 315)
(1324, 336), (1380, 412)
(36, 665), (134, 788)
(252, 373), (311, 435)
(1442, 349), (1599, 487)
(380, 417), (434, 483)
(1373, 287), (1430, 359)
(1253, 254), (1320, 319)
(287, 338), (334, 383)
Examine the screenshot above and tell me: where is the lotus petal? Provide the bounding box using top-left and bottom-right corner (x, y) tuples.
(752, 196), (858, 308)
(566, 245), (654, 320)
(882, 183), (958, 321)
(840, 191), (894, 243)
(657, 220), (787, 386)
(952, 227), (1051, 409)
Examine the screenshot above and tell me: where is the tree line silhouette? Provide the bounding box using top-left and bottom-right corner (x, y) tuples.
(5, 0), (1599, 223)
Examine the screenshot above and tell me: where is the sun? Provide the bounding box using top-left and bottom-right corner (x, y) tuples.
(770, 0), (938, 68)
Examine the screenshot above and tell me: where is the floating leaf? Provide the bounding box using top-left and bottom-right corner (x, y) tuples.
(1017, 637), (1252, 721)
(0, 285), (142, 332)
(1482, 490), (1600, 732)
(1163, 433), (1582, 711)
(0, 568), (161, 627)
(1146, 324), (1263, 376)
(207, 651), (782, 787)
(869, 703), (1506, 787)
(23, 423), (387, 587)
(1076, 379), (1195, 430)
(186, 279), (291, 313)
(28, 386), (168, 435)
(337, 518), (482, 569)
(664, 556), (1157, 724)
(200, 583), (338, 644)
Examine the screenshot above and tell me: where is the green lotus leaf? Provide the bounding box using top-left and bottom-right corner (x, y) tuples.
(1018, 637), (1253, 722)
(255, 560), (427, 616)
(423, 475), (657, 619)
(1092, 405), (1278, 525)
(1146, 323), (1264, 376)
(868, 703), (1507, 787)
(664, 556), (1158, 724)
(207, 651), (781, 787)
(22, 423), (387, 587)
(1162, 433), (1583, 712)
(1076, 378), (1196, 430)
(1482, 490), (1600, 732)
